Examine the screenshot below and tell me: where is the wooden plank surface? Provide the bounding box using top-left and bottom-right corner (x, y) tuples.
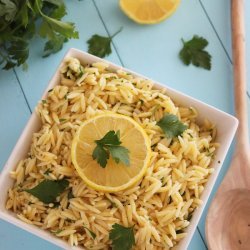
(1, 0), (249, 249)
(0, 71), (31, 167)
(94, 0), (234, 113)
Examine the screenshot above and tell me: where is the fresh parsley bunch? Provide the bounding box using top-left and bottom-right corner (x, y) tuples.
(0, 0), (78, 70)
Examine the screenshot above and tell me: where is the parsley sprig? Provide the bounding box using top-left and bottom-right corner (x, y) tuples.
(87, 27), (123, 58)
(109, 223), (135, 250)
(0, 0), (78, 70)
(92, 130), (130, 168)
(157, 114), (187, 138)
(179, 35), (212, 70)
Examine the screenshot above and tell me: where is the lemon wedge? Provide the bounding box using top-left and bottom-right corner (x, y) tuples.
(71, 113), (151, 192)
(120, 0), (181, 24)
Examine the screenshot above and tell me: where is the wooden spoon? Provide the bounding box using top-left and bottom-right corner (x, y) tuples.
(206, 0), (250, 249)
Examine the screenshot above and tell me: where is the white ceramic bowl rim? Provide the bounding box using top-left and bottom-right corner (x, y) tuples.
(0, 48), (238, 250)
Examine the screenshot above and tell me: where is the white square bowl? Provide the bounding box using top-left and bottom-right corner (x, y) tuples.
(0, 48), (238, 250)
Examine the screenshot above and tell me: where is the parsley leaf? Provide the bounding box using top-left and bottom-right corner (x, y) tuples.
(108, 146), (130, 166)
(92, 144), (109, 168)
(92, 130), (130, 168)
(43, 34), (67, 58)
(96, 130), (121, 146)
(179, 36), (212, 70)
(25, 179), (69, 204)
(157, 114), (188, 138)
(109, 223), (135, 250)
(87, 35), (112, 58)
(0, 0), (17, 22)
(87, 27), (122, 58)
(4, 39), (29, 68)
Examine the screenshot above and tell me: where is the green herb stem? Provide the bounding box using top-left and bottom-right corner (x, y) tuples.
(110, 27), (123, 39)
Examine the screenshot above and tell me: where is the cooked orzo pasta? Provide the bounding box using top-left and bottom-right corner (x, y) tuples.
(6, 57), (218, 249)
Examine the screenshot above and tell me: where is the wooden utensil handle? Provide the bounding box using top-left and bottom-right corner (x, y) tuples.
(231, 0), (249, 150)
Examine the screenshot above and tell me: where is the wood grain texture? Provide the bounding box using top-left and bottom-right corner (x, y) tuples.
(206, 1), (250, 249)
(2, 0), (250, 249)
(0, 71), (30, 168)
(232, 0), (249, 147)
(0, 1), (208, 249)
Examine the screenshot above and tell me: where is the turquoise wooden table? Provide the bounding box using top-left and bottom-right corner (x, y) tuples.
(1, 0), (250, 249)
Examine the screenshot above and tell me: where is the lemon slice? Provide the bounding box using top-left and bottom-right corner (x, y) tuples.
(71, 113), (151, 192)
(120, 0), (181, 24)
